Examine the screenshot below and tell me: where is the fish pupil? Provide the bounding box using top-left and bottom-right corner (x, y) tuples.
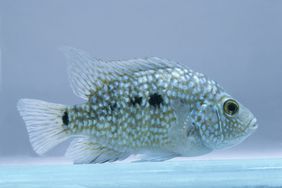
(130, 96), (142, 106)
(228, 103), (237, 112)
(149, 93), (163, 108)
(62, 111), (69, 125)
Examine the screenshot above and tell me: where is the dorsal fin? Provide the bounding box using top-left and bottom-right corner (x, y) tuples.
(60, 46), (181, 99)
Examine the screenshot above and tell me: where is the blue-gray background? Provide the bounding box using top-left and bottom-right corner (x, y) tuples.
(0, 0), (281, 158)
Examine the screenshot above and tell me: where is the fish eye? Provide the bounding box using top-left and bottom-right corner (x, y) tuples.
(223, 99), (239, 116)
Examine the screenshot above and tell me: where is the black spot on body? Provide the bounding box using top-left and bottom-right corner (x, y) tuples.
(130, 96), (142, 106)
(149, 93), (163, 108)
(62, 111), (69, 125)
(110, 103), (117, 111)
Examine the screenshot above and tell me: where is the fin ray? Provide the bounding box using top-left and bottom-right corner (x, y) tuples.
(60, 46), (181, 99)
(17, 99), (70, 155)
(65, 137), (129, 164)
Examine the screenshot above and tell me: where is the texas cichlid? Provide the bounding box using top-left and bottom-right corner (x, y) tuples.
(17, 47), (258, 164)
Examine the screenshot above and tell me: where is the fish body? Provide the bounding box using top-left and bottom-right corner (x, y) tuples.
(18, 47), (257, 164)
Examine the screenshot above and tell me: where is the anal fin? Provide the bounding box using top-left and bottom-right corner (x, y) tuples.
(65, 137), (128, 164)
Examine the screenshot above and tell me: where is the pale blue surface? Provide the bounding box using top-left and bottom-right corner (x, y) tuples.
(1, 159), (282, 188)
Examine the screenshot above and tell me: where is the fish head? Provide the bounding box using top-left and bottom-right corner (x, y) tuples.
(194, 94), (258, 150)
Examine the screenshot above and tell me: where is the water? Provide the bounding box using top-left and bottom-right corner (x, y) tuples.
(1, 158), (282, 188)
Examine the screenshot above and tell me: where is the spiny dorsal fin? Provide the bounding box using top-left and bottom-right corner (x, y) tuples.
(65, 137), (129, 164)
(60, 46), (181, 99)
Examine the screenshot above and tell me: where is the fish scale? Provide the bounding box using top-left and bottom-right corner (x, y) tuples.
(68, 68), (183, 150)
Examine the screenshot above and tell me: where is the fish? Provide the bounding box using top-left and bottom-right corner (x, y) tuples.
(17, 47), (258, 164)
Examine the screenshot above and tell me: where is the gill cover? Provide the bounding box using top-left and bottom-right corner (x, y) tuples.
(196, 103), (224, 149)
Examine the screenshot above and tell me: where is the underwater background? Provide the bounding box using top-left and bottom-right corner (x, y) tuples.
(0, 0), (282, 187)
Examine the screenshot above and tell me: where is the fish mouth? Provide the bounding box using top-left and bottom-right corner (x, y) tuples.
(248, 118), (258, 130)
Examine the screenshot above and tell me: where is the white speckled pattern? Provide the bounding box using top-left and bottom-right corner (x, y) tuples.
(17, 47), (258, 163)
(62, 48), (257, 159)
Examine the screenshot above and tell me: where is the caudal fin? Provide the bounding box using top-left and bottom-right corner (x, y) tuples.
(17, 99), (70, 155)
